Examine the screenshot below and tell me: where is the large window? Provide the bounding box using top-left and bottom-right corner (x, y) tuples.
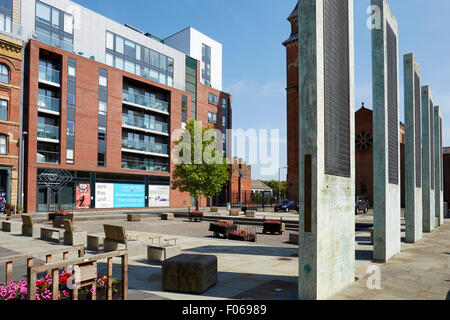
(0, 99), (7, 120)
(0, 64), (8, 83)
(208, 112), (217, 124)
(208, 93), (218, 106)
(0, 0), (12, 33)
(0, 135), (6, 155)
(105, 31), (174, 87)
(202, 44), (211, 87)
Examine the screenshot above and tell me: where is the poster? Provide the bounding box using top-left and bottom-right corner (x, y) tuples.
(149, 185), (170, 207)
(76, 183), (91, 209)
(95, 183), (145, 209)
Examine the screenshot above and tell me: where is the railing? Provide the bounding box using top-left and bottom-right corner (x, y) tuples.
(27, 249), (128, 301)
(37, 150), (59, 164)
(121, 159), (169, 173)
(37, 124), (59, 140)
(122, 114), (168, 134)
(122, 139), (168, 155)
(38, 65), (60, 84)
(0, 245), (85, 286)
(0, 19), (23, 36)
(38, 95), (60, 113)
(122, 90), (169, 113)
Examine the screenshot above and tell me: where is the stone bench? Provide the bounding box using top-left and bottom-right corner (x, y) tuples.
(103, 224), (146, 258)
(147, 244), (181, 262)
(162, 254), (217, 294)
(2, 221), (22, 233)
(289, 232), (299, 244)
(127, 214), (141, 222)
(245, 210), (257, 218)
(161, 213), (174, 220)
(229, 209), (241, 217)
(21, 215), (41, 238)
(63, 220), (87, 246)
(40, 227), (64, 243)
(87, 234), (105, 251)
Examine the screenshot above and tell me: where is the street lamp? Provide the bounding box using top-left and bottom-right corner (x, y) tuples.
(278, 166), (288, 203)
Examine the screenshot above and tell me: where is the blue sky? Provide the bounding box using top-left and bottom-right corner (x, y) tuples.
(73, 0), (450, 181)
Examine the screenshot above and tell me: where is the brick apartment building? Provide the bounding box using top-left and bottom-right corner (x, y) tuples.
(229, 157), (251, 205)
(19, 0), (232, 212)
(283, 3), (406, 207)
(0, 0), (23, 211)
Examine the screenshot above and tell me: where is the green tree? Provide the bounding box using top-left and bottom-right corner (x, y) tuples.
(263, 180), (287, 199)
(171, 120), (229, 211)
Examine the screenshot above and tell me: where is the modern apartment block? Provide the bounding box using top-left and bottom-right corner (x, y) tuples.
(19, 0), (231, 212)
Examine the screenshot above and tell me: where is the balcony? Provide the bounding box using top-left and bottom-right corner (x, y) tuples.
(122, 159), (169, 173)
(37, 151), (59, 164)
(122, 114), (169, 135)
(122, 139), (168, 157)
(39, 65), (60, 86)
(38, 95), (60, 114)
(37, 124), (59, 142)
(122, 90), (169, 114)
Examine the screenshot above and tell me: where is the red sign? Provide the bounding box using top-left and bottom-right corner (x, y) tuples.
(76, 183), (91, 209)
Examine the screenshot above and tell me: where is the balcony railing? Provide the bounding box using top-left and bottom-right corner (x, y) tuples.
(122, 159), (169, 173)
(122, 139), (168, 155)
(122, 114), (168, 134)
(122, 90), (169, 113)
(38, 95), (60, 113)
(37, 151), (59, 164)
(39, 65), (60, 85)
(0, 19), (23, 36)
(37, 124), (59, 141)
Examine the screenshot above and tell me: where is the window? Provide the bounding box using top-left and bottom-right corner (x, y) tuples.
(99, 75), (107, 87)
(0, 0), (12, 33)
(63, 13), (73, 34)
(150, 50), (159, 68)
(0, 64), (8, 83)
(106, 32), (114, 50)
(66, 149), (74, 164)
(51, 8), (59, 28)
(202, 44), (211, 86)
(181, 95), (188, 123)
(124, 60), (135, 74)
(68, 65), (76, 78)
(105, 53), (113, 67)
(0, 99), (7, 120)
(208, 93), (218, 105)
(115, 56), (124, 70)
(116, 36), (124, 54)
(0, 135), (6, 155)
(222, 116), (227, 128)
(208, 112), (217, 124)
(36, 1), (51, 25)
(124, 40), (135, 58)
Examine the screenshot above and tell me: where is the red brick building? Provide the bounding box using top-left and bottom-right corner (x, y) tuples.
(23, 39), (231, 212)
(229, 157), (252, 204)
(0, 33), (22, 210)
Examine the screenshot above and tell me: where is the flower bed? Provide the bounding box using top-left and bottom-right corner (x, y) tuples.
(49, 210), (73, 221)
(263, 220), (284, 234)
(189, 210), (204, 222)
(209, 221), (237, 238)
(0, 271), (121, 301)
(228, 230), (256, 243)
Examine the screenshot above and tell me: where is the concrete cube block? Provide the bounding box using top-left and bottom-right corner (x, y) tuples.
(245, 210), (256, 218)
(40, 228), (64, 243)
(22, 225), (41, 238)
(87, 235), (104, 251)
(147, 245), (181, 262)
(162, 254), (217, 294)
(210, 207), (219, 213)
(64, 231), (88, 246)
(229, 209), (241, 217)
(289, 232), (299, 244)
(127, 214), (141, 222)
(161, 213), (174, 220)
(2, 221), (22, 233)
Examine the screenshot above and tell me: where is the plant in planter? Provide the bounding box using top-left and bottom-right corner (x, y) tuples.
(17, 205), (23, 215)
(49, 209), (73, 221)
(228, 230), (256, 242)
(263, 220), (285, 235)
(189, 210), (204, 222)
(209, 220), (237, 238)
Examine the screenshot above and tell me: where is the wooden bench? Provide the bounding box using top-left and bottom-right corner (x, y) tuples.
(2, 221), (21, 233)
(103, 224), (145, 258)
(162, 254), (217, 294)
(161, 213), (174, 220)
(63, 220), (87, 246)
(21, 215), (41, 238)
(127, 214), (141, 222)
(41, 226), (64, 243)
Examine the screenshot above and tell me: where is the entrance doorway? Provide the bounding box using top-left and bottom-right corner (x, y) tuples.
(37, 186), (60, 212)
(0, 167), (11, 212)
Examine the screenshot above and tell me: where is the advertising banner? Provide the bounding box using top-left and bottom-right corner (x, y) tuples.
(149, 185), (170, 207)
(76, 183), (91, 209)
(95, 183), (145, 209)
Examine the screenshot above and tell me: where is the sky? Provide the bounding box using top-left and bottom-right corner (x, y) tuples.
(73, 0), (450, 181)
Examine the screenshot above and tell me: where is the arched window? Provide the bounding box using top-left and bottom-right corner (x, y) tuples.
(0, 64), (9, 84)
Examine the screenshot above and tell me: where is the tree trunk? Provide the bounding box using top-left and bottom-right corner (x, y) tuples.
(195, 198), (199, 211)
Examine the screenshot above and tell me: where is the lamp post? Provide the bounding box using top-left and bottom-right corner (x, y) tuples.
(239, 168), (243, 209)
(278, 166), (288, 203)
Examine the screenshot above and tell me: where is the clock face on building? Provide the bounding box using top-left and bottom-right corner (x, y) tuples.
(356, 132), (373, 152)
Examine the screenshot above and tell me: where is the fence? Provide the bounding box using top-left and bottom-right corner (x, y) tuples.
(230, 191), (287, 206)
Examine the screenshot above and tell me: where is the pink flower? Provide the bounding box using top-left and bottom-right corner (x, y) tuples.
(90, 288), (96, 294)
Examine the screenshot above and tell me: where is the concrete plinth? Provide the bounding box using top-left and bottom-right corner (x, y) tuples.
(403, 53), (423, 243)
(104, 239), (146, 258)
(372, 0), (401, 261)
(434, 106), (444, 227)
(22, 225), (40, 238)
(147, 245), (181, 262)
(298, 0), (355, 300)
(2, 221), (21, 233)
(422, 86), (435, 233)
(87, 235), (104, 251)
(64, 231), (88, 246)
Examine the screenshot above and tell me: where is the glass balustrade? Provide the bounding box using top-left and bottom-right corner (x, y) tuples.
(121, 138), (168, 155)
(37, 124), (59, 140)
(39, 65), (60, 84)
(36, 151), (59, 164)
(122, 114), (168, 134)
(38, 95), (60, 113)
(121, 159), (169, 173)
(122, 90), (169, 113)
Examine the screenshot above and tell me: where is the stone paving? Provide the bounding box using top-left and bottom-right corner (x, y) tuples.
(0, 213), (448, 300)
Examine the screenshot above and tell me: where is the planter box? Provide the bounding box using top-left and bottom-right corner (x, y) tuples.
(228, 233), (256, 243)
(189, 211), (203, 222)
(209, 223), (237, 238)
(263, 222), (285, 235)
(49, 213), (73, 221)
(61, 281), (123, 301)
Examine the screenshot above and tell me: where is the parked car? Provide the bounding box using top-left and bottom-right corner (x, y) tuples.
(355, 196), (369, 214)
(275, 200), (298, 212)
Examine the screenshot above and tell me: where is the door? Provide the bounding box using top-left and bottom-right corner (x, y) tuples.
(37, 186), (60, 212)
